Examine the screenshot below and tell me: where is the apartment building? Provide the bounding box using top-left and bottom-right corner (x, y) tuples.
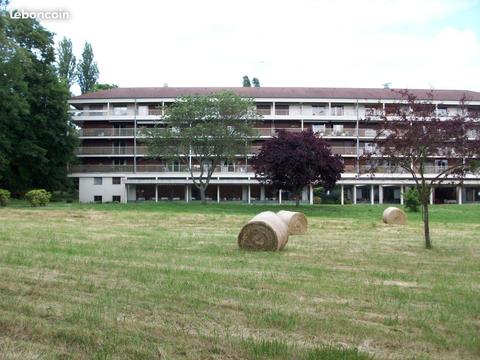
(69, 87), (480, 205)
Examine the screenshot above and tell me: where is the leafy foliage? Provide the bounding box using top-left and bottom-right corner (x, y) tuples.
(404, 187), (420, 212)
(0, 188), (10, 206)
(242, 75), (251, 87)
(77, 42), (99, 94)
(253, 130), (344, 205)
(92, 83), (118, 92)
(0, 11), (78, 194)
(56, 37), (76, 89)
(147, 91), (259, 204)
(314, 186), (341, 204)
(252, 77), (260, 87)
(25, 189), (51, 207)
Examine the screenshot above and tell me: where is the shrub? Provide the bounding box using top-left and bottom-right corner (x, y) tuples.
(25, 189), (51, 207)
(313, 186), (341, 204)
(313, 196), (321, 204)
(404, 187), (420, 212)
(0, 189), (11, 207)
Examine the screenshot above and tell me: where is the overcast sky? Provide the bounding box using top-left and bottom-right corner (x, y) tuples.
(8, 0), (480, 94)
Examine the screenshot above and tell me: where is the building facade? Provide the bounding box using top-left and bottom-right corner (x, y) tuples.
(69, 87), (480, 205)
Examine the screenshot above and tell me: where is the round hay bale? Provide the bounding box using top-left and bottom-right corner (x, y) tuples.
(382, 207), (406, 225)
(238, 211), (289, 251)
(276, 210), (308, 236)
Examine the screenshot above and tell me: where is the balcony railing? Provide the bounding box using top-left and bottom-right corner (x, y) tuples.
(330, 146), (357, 155)
(75, 146), (148, 155)
(359, 165), (458, 174)
(78, 128), (135, 137)
(75, 145), (264, 156)
(256, 108), (271, 115)
(275, 108), (290, 116)
(69, 164), (253, 173)
(77, 127), (382, 139)
(71, 109), (164, 118)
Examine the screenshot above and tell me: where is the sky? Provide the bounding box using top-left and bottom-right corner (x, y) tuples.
(7, 0), (480, 94)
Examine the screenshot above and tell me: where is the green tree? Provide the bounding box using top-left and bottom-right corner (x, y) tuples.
(77, 42), (99, 94)
(0, 10), (78, 193)
(242, 75), (251, 87)
(147, 92), (259, 204)
(92, 83), (118, 92)
(252, 77), (260, 87)
(56, 37), (76, 89)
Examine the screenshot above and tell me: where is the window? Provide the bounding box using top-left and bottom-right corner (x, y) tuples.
(333, 124), (344, 135)
(311, 124), (325, 134)
(435, 159), (448, 172)
(137, 105), (148, 116)
(112, 195), (121, 202)
(94, 195), (102, 203)
(331, 105), (344, 116)
(365, 107), (380, 116)
(275, 105), (289, 115)
(112, 177), (121, 185)
(256, 104), (271, 115)
(94, 177), (103, 185)
(312, 105), (326, 115)
(89, 104), (104, 116)
(113, 105), (128, 115)
(437, 107), (448, 116)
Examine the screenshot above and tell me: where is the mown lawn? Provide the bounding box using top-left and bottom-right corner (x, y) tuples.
(0, 202), (479, 359)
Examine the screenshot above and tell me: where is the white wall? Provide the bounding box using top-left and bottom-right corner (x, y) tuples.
(79, 177), (126, 203)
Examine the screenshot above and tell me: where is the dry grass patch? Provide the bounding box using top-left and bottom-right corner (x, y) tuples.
(0, 203), (479, 359)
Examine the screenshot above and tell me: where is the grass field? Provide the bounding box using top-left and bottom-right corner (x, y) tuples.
(0, 202), (479, 359)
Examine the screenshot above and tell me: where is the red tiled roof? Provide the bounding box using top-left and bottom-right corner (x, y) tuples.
(71, 87), (480, 101)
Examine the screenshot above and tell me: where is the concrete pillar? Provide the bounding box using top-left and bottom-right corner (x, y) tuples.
(341, 184), (344, 205)
(309, 185), (313, 205)
(379, 185), (383, 204)
(279, 189), (282, 204)
(400, 186), (404, 205)
(353, 185), (357, 204)
(370, 185), (374, 205)
(430, 187), (434, 205)
(122, 183), (128, 204)
(247, 184), (251, 204)
(185, 184), (190, 203)
(457, 186), (463, 205)
(155, 185), (158, 202)
(260, 185), (265, 201)
(301, 187), (308, 202)
(217, 184), (220, 203)
(242, 185), (248, 203)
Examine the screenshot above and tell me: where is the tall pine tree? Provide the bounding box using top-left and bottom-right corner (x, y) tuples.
(77, 42), (99, 94)
(0, 9), (77, 193)
(56, 37), (76, 89)
(242, 75), (251, 87)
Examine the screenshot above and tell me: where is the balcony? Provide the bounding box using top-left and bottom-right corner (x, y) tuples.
(70, 108), (164, 120)
(75, 146), (147, 155)
(330, 146), (357, 156)
(69, 164), (253, 174)
(78, 128), (135, 137)
(76, 145), (263, 156)
(256, 108), (271, 116)
(359, 165), (457, 174)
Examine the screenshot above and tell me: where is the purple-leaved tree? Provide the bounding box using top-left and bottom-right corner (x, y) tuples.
(252, 130), (344, 206)
(364, 90), (480, 249)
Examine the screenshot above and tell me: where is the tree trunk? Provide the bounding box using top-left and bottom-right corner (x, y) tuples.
(295, 195), (300, 207)
(422, 202), (432, 249)
(200, 185), (207, 205)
